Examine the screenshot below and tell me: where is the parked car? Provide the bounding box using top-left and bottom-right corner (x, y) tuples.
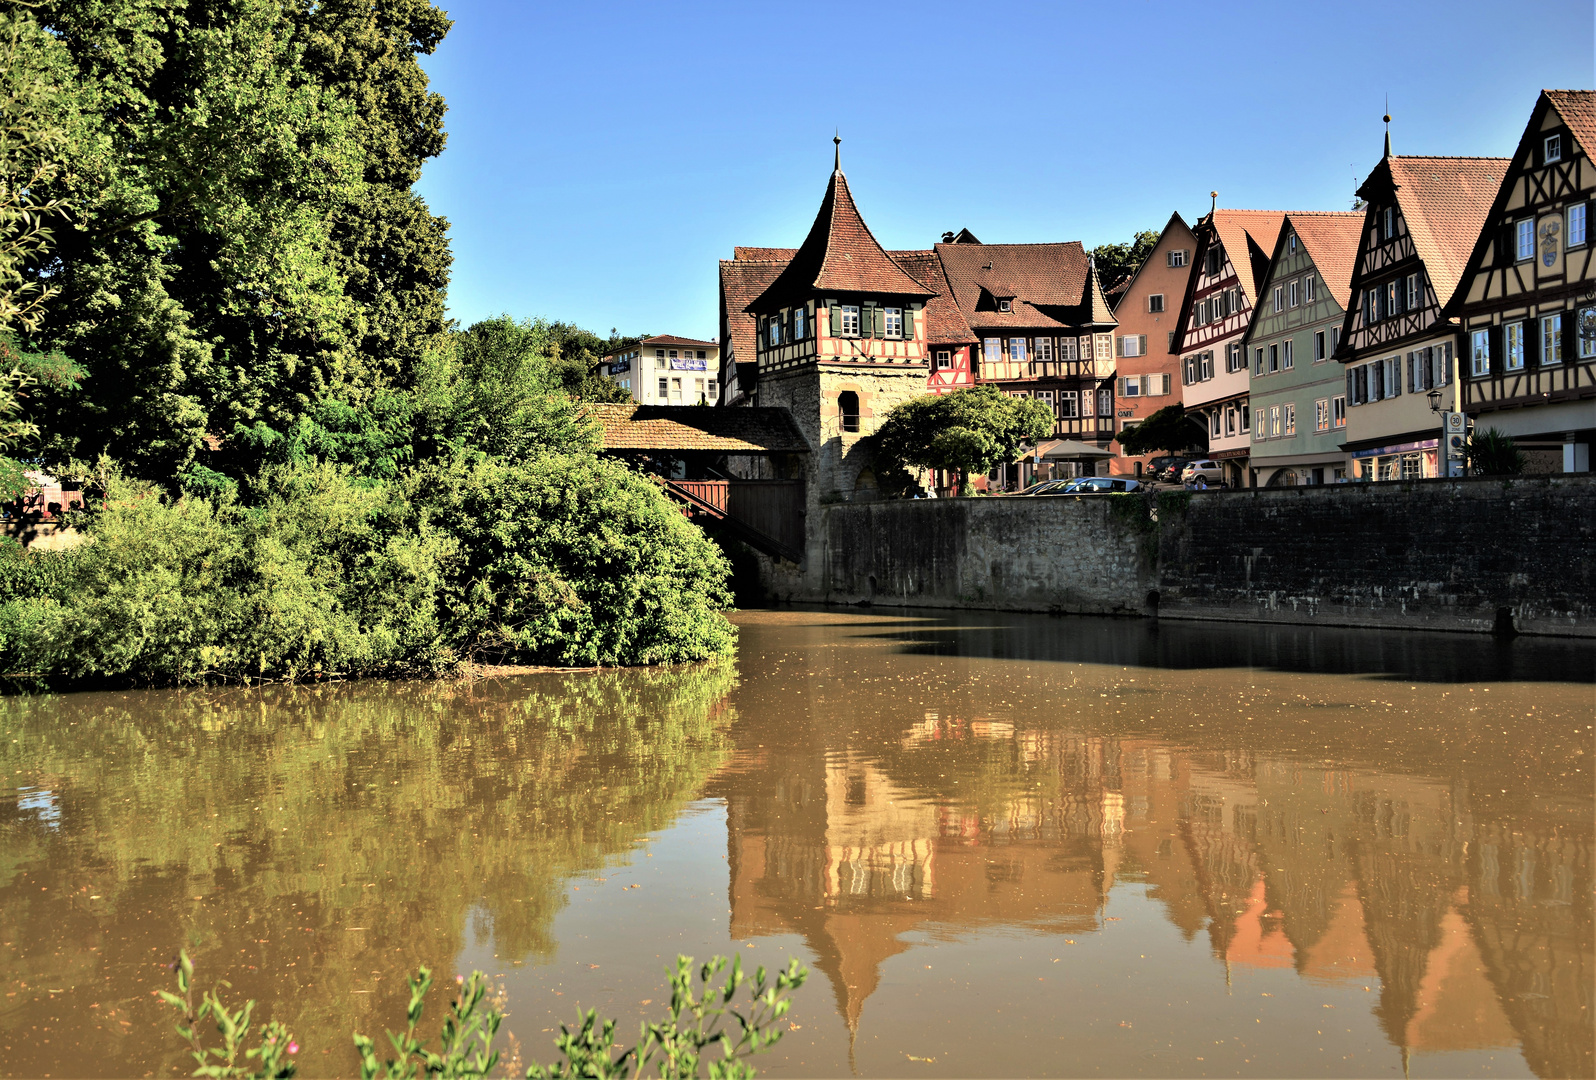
(1156, 457), (1195, 483)
(1042, 477), (1142, 496)
(998, 479), (1070, 497)
(1180, 460), (1224, 486)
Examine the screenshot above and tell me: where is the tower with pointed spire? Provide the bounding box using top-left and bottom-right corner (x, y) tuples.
(741, 139), (940, 510)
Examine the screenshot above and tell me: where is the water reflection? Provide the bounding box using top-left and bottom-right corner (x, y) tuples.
(0, 664), (736, 1078)
(0, 610), (1589, 1079)
(709, 611), (1592, 1078)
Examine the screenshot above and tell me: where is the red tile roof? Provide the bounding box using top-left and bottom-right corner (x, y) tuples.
(605, 334), (717, 360)
(747, 170), (935, 311)
(1282, 212), (1365, 310)
(1383, 156), (1508, 305)
(1206, 210), (1288, 301)
(890, 250), (978, 345)
(590, 403), (810, 454)
(719, 257), (787, 366)
(733, 247), (797, 261)
(1545, 90), (1596, 161)
(934, 241), (1111, 332)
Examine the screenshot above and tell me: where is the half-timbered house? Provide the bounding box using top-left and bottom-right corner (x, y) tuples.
(1443, 89), (1596, 474)
(1106, 212), (1198, 478)
(934, 239), (1119, 486)
(1173, 208), (1287, 488)
(1332, 137), (1506, 480)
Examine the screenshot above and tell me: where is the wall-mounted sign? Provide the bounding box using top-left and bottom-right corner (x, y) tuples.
(670, 356), (707, 371)
(1538, 214), (1563, 275)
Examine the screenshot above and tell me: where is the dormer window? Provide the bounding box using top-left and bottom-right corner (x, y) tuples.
(1545, 134), (1562, 163)
(998, 299), (1012, 312)
(1382, 207), (1394, 241)
(1288, 232), (1297, 254)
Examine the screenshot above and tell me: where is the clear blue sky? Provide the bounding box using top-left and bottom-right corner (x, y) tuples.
(417, 0), (1594, 342)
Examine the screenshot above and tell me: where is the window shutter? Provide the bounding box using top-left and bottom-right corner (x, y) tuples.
(1161, 373), (1171, 395)
(1115, 335), (1124, 357)
(1496, 224), (1514, 268)
(829, 303), (841, 336)
(1487, 325), (1502, 375)
(1346, 369), (1356, 405)
(874, 305), (886, 337)
(1524, 320), (1540, 367)
(1138, 335), (1148, 356)
(908, 302), (922, 339)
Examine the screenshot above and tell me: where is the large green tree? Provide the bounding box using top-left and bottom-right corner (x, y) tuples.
(1113, 403), (1207, 456)
(1091, 229), (1160, 293)
(19, 0), (451, 483)
(875, 386), (1056, 496)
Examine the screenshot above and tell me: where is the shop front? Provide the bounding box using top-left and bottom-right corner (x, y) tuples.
(1349, 437), (1439, 481)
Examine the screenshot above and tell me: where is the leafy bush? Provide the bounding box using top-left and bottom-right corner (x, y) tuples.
(875, 386), (1056, 496)
(424, 453), (736, 667)
(1466, 427), (1526, 476)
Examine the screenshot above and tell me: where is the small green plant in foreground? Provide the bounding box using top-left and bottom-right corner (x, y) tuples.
(163, 951), (806, 1080)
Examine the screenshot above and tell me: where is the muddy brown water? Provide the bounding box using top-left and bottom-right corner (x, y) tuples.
(0, 609), (1590, 1078)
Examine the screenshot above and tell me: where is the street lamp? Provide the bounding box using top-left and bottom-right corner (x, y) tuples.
(1426, 387), (1442, 413)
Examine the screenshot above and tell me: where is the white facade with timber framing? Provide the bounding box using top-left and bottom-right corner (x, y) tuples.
(1332, 138), (1505, 481)
(1173, 208), (1285, 487)
(1445, 90), (1596, 474)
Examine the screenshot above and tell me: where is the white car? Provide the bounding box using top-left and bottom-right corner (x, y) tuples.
(1180, 460), (1224, 485)
(1043, 477), (1142, 495)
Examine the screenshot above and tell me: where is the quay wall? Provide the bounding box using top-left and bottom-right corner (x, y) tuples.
(801, 475), (1596, 637)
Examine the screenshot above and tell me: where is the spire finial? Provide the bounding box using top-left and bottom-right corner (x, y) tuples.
(1384, 98), (1392, 158)
(833, 132), (841, 172)
(1210, 190), (1218, 214)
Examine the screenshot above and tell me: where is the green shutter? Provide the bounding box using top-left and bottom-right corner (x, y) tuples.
(1139, 335), (1148, 355)
(829, 303), (841, 336)
(861, 301), (875, 338)
(875, 306), (886, 337)
(908, 302), (921, 340)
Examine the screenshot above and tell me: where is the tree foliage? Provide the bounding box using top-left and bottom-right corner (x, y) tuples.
(875, 386), (1056, 496)
(1090, 229), (1161, 293)
(1466, 427), (1526, 477)
(1113, 403), (1207, 456)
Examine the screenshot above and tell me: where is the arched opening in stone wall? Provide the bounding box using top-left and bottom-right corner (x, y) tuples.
(838, 391), (860, 433)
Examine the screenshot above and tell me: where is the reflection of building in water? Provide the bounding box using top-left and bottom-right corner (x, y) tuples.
(712, 714), (1590, 1078)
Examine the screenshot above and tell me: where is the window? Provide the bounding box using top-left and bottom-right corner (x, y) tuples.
(1081, 387), (1095, 416)
(1226, 407), (1237, 437)
(708, 379), (718, 400)
(1183, 355), (1197, 384)
(670, 377), (682, 403)
(1036, 338), (1054, 362)
(1268, 405), (1281, 437)
(1471, 329), (1491, 376)
(1149, 293), (1165, 313)
(1288, 232), (1298, 254)
(1542, 313), (1563, 364)
(936, 349), (951, 370)
(694, 378), (705, 399)
(1120, 376), (1140, 397)
(1383, 207), (1394, 240)
(1516, 220), (1535, 261)
(1254, 347), (1265, 375)
(884, 307), (903, 339)
(1169, 249), (1188, 268)
(1079, 335), (1093, 360)
(1223, 342), (1240, 372)
(1009, 337), (1027, 362)
(1284, 402), (1296, 436)
(1059, 391), (1079, 418)
(1304, 275), (1316, 303)
(1406, 274), (1420, 312)
(697, 351), (707, 360)
(794, 307), (806, 339)
(1581, 306), (1596, 358)
(1199, 351), (1214, 380)
(1288, 280), (1299, 307)
(1505, 321), (1526, 370)
(1315, 398), (1330, 432)
(1314, 330), (1326, 362)
(1210, 411), (1221, 437)
(983, 337), (1001, 363)
(1241, 403), (1250, 433)
(1168, 330), (1176, 350)
(1155, 373), (1171, 395)
(1273, 286), (1283, 313)
(1570, 203), (1588, 248)
(1205, 248), (1222, 275)
(838, 391), (860, 433)
(767, 319), (781, 347)
(1059, 337), (1078, 361)
(1432, 342), (1453, 386)
(1385, 280), (1401, 317)
(670, 349), (679, 360)
(1098, 389), (1113, 416)
(1384, 355), (1401, 396)
(1545, 133), (1562, 163)
(658, 377), (668, 397)
(1122, 335), (1144, 358)
(998, 299), (1012, 312)
(841, 304), (861, 336)
(656, 350), (667, 369)
(1094, 333), (1114, 363)
(1268, 344), (1279, 373)
(1282, 340), (1294, 370)
(1331, 326), (1342, 353)
(1332, 395), (1346, 428)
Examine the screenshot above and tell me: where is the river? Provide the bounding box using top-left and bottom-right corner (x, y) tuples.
(0, 609), (1590, 1078)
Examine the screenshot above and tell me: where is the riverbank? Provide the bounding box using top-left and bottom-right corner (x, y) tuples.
(776, 473), (1596, 638)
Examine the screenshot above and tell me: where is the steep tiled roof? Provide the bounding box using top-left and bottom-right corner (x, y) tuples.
(1207, 210), (1288, 301)
(1283, 212), (1365, 309)
(606, 334), (716, 360)
(1546, 89), (1596, 160)
(1384, 156), (1507, 306)
(934, 241), (1110, 332)
(719, 258), (787, 366)
(890, 251), (978, 345)
(748, 170), (934, 311)
(590, 404), (809, 454)
(1084, 262), (1115, 326)
(733, 247), (797, 261)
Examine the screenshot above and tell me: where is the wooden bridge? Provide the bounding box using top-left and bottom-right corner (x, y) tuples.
(664, 479), (805, 563)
